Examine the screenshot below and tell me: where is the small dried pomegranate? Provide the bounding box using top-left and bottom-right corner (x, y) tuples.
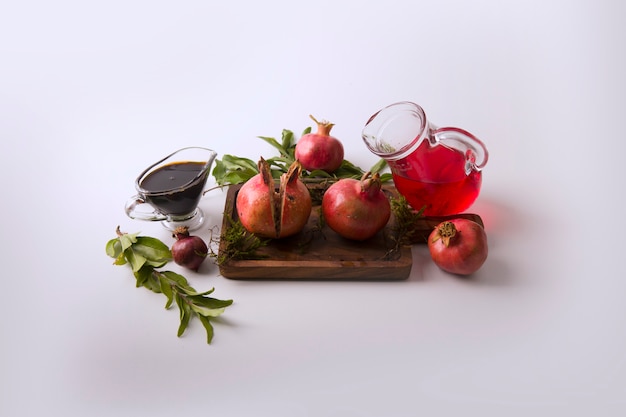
(171, 226), (208, 271)
(428, 219), (488, 275)
(321, 172), (391, 241)
(295, 115), (344, 173)
(236, 158), (312, 239)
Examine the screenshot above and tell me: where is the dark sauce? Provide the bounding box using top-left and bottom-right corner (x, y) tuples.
(140, 161), (208, 216)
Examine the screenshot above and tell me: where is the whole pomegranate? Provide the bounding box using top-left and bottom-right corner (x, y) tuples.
(295, 115), (344, 173)
(171, 226), (208, 271)
(428, 219), (488, 275)
(236, 158), (312, 239)
(321, 172), (391, 241)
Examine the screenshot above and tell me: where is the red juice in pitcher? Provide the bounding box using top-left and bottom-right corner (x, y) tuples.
(362, 102), (488, 216)
(389, 139), (482, 216)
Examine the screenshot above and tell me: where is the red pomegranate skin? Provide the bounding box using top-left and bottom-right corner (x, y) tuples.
(171, 226), (208, 272)
(276, 178), (312, 238)
(295, 115), (344, 173)
(236, 173), (276, 238)
(295, 134), (344, 173)
(427, 219), (488, 275)
(321, 174), (391, 241)
(236, 159), (312, 239)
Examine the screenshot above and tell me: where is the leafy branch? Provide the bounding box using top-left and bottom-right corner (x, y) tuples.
(105, 227), (233, 344)
(210, 126), (392, 190)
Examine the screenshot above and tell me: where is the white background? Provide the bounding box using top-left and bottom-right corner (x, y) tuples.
(2, 1), (625, 416)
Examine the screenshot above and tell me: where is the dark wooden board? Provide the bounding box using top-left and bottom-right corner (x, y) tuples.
(217, 184), (483, 280)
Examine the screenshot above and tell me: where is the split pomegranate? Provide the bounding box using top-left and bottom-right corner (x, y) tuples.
(295, 115), (344, 173)
(236, 158), (312, 239)
(428, 219), (488, 275)
(171, 226), (208, 271)
(321, 172), (391, 241)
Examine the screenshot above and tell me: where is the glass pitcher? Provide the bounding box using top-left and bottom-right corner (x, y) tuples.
(362, 101), (488, 216)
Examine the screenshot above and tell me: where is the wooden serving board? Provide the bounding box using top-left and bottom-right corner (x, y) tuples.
(217, 184), (483, 280)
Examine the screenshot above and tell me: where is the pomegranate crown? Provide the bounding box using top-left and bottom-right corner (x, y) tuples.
(309, 114), (334, 135)
(360, 171), (383, 195)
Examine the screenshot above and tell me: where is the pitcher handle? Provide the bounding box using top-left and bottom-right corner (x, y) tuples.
(125, 195), (168, 222)
(433, 127), (489, 173)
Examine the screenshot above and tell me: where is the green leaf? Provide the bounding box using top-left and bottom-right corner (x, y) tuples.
(189, 295), (233, 309)
(307, 169), (333, 178)
(369, 158), (389, 174)
(379, 172), (393, 183)
(219, 154), (258, 171)
(125, 248), (147, 272)
(258, 135), (289, 157)
(280, 129), (295, 150)
(160, 270), (190, 288)
(159, 276), (174, 309)
(190, 304), (226, 318)
(301, 126), (312, 136)
(144, 259), (169, 269)
(265, 155), (293, 166)
(136, 267), (162, 293)
(265, 157), (292, 177)
(113, 253), (127, 266)
(198, 315), (215, 344)
(190, 287), (216, 297)
(326, 160), (367, 179)
(175, 294), (191, 337)
(280, 129), (298, 159)
(177, 286), (205, 296)
(119, 232), (139, 251)
(212, 156), (259, 186)
(223, 171), (257, 185)
(134, 266), (152, 288)
(105, 238), (122, 259)
(133, 236), (172, 262)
